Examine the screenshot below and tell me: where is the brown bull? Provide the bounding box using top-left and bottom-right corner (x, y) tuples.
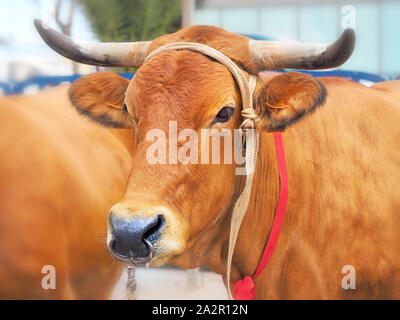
(36, 21), (400, 299)
(0, 86), (134, 299)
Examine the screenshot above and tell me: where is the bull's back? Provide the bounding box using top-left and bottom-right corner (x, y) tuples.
(278, 77), (400, 298)
(0, 86), (131, 298)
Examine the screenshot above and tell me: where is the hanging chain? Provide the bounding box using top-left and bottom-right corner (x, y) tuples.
(126, 262), (137, 300)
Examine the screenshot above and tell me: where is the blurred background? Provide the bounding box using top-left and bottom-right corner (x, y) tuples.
(0, 0), (398, 299)
(1, 0), (400, 95)
(194, 0), (400, 77)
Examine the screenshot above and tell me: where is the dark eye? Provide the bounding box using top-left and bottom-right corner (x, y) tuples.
(123, 103), (128, 112)
(212, 106), (235, 125)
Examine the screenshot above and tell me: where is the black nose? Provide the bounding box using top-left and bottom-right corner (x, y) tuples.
(108, 213), (165, 263)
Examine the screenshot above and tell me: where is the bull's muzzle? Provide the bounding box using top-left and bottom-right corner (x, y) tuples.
(107, 213), (165, 264)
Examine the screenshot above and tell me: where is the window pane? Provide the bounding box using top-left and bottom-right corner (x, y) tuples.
(381, 2), (400, 77)
(221, 7), (258, 34)
(299, 5), (338, 42)
(260, 6), (297, 40)
(194, 9), (220, 27)
(341, 4), (379, 73)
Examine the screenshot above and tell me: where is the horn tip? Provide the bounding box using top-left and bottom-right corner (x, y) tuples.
(342, 28), (356, 45)
(33, 19), (47, 32)
(338, 28), (356, 61)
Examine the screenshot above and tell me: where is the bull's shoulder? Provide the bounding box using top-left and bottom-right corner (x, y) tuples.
(316, 75), (361, 88)
(371, 79), (400, 92)
(315, 76), (400, 106)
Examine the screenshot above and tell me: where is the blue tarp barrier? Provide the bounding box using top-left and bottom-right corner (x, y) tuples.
(0, 70), (386, 95)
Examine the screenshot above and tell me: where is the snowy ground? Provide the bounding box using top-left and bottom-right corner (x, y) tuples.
(110, 266), (228, 300)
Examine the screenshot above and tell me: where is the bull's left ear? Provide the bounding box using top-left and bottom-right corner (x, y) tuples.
(255, 71), (327, 131)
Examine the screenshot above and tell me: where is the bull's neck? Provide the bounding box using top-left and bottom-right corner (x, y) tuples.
(227, 131), (281, 281)
(167, 131), (280, 281)
(197, 131), (281, 281)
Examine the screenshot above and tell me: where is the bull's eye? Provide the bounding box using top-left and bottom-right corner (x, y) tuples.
(212, 106), (235, 125)
(123, 103), (128, 112)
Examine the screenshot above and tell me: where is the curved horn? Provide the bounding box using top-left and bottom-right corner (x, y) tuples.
(34, 19), (151, 68)
(249, 29), (356, 70)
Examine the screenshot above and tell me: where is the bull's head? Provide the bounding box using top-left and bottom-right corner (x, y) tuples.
(35, 20), (354, 270)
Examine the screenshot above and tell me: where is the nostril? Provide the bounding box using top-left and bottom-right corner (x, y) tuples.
(108, 237), (154, 264)
(144, 214), (165, 243)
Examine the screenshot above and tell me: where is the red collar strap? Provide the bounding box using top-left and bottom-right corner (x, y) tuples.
(232, 132), (288, 300)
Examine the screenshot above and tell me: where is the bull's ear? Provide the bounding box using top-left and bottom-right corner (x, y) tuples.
(255, 71), (326, 131)
(69, 72), (133, 128)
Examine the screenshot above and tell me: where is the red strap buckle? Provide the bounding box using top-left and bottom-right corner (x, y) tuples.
(233, 276), (256, 300)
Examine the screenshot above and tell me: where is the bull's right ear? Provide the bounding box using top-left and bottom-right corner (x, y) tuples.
(69, 72), (133, 128)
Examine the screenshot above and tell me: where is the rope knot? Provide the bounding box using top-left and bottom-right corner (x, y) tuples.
(240, 108), (259, 133)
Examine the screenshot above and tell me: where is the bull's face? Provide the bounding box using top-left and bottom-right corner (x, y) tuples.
(69, 59), (326, 268)
(70, 51), (247, 267)
(36, 21), (353, 269)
